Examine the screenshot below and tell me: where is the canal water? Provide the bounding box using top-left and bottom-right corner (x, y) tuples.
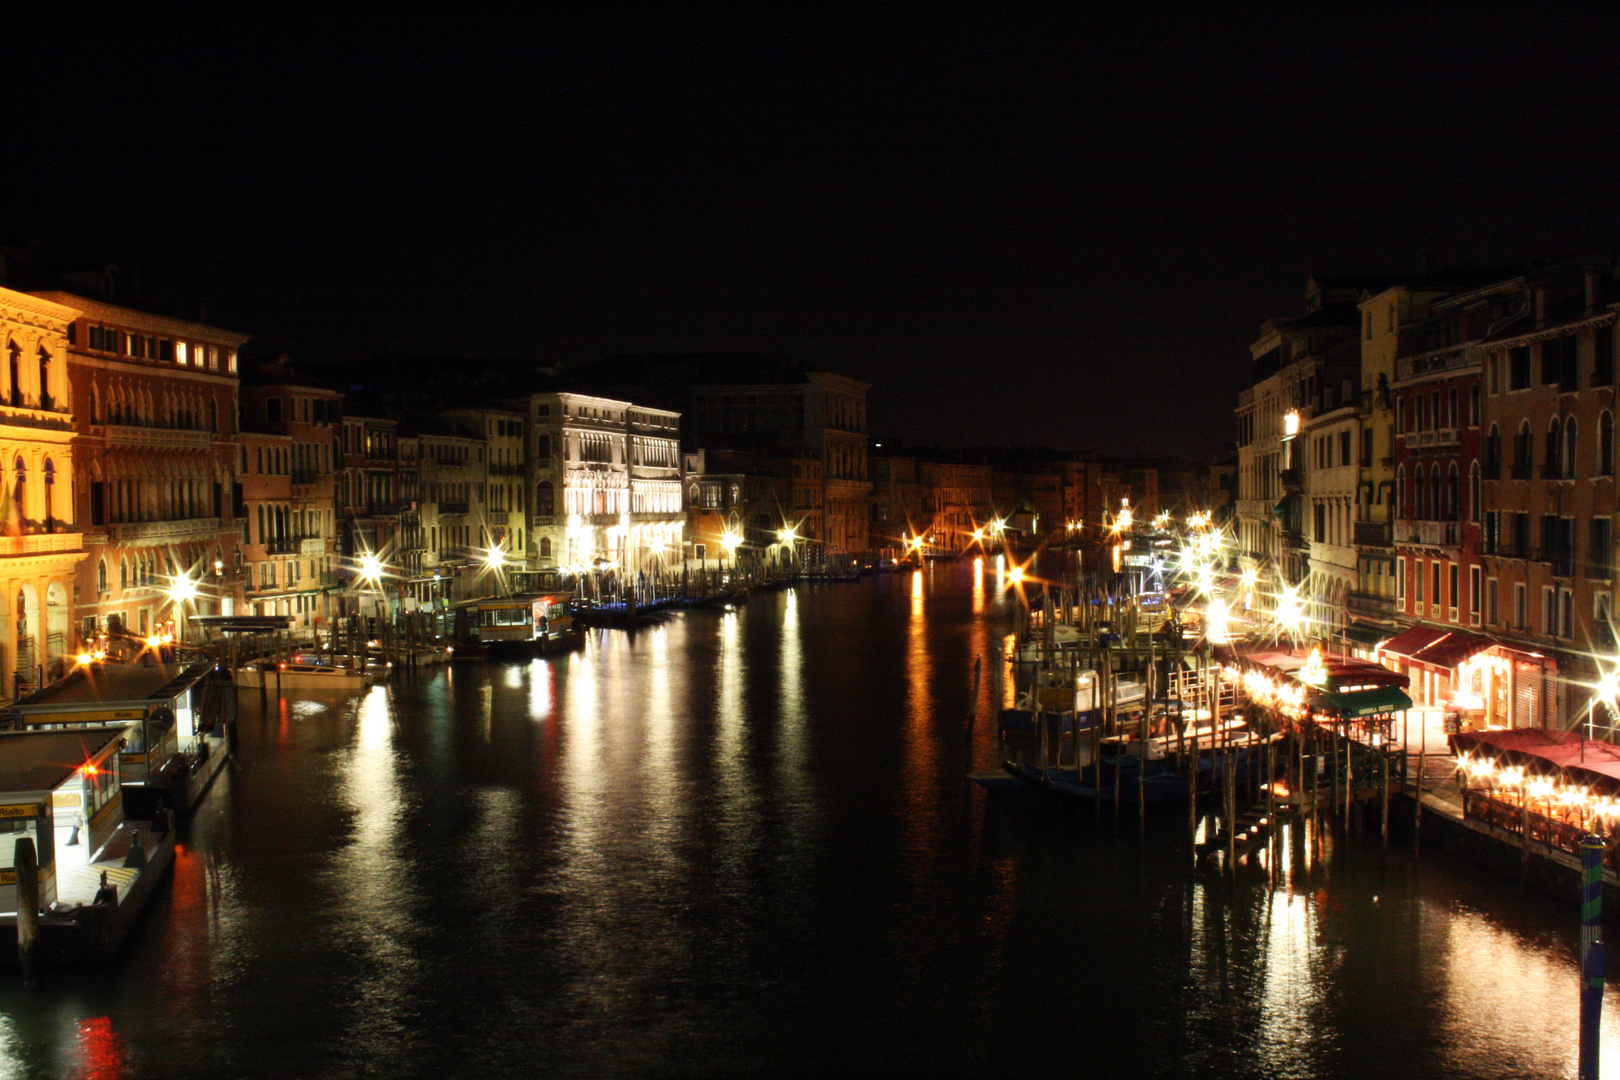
(0, 562), (1618, 1078)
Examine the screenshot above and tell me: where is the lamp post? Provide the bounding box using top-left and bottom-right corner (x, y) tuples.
(721, 530), (741, 589)
(168, 574), (198, 650)
(484, 543), (505, 596)
(778, 525), (798, 579)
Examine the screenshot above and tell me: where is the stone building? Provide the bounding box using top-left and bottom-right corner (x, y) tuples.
(1234, 277), (1363, 610)
(0, 287), (84, 689)
(239, 370), (342, 628)
(526, 392), (683, 579)
(1477, 256), (1617, 730)
(37, 290), (247, 648)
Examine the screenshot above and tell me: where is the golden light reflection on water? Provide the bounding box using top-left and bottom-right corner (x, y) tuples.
(777, 591), (809, 801)
(641, 624), (681, 854)
(1436, 901), (1620, 1076)
(527, 657), (555, 722)
(330, 686), (419, 1040)
(716, 610), (752, 801)
(1255, 889), (1321, 1073)
(971, 557), (984, 614)
(902, 570), (938, 860)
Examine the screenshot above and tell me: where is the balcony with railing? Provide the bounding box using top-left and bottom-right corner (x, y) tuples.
(1399, 428), (1459, 448)
(1346, 589), (1396, 619)
(97, 424), (214, 449)
(1395, 342), (1478, 383)
(1353, 520), (1391, 548)
(107, 516), (223, 544)
(1394, 519), (1460, 548)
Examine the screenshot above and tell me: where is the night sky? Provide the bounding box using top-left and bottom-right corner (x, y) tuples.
(11, 9), (1620, 460)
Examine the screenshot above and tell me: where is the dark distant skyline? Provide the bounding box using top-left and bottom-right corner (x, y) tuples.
(10, 8), (1620, 461)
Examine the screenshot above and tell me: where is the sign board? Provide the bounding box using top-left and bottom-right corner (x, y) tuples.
(0, 804), (39, 820)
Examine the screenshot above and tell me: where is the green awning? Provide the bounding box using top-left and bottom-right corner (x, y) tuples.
(1337, 622), (1390, 648)
(1314, 685), (1413, 717)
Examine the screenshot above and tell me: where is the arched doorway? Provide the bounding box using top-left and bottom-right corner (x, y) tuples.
(46, 582), (68, 679)
(15, 584), (38, 689)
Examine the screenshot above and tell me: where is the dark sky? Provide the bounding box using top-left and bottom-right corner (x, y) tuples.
(11, 9), (1620, 460)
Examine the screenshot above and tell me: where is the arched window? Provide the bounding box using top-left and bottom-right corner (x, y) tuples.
(97, 559), (107, 593)
(1469, 461), (1482, 523)
(540, 536), (552, 559)
(1564, 416), (1579, 480)
(12, 458), (24, 525)
(1602, 411), (1615, 477)
(1547, 417), (1563, 479)
(7, 341), (19, 408)
(1395, 466), (1405, 518)
(1447, 462), (1460, 521)
(536, 481), (554, 517)
(37, 346), (51, 410)
(119, 558), (128, 591)
(42, 459), (55, 532)
(1516, 420), (1533, 478)
(1485, 423), (1502, 477)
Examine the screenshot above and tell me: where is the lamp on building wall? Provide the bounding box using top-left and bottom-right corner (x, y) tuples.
(168, 574), (198, 647)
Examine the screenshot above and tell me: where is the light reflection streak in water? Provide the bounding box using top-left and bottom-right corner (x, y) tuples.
(1254, 889), (1319, 1074)
(902, 570), (938, 861)
(527, 657), (555, 722)
(715, 610), (754, 810)
(328, 685), (423, 1060)
(640, 624), (681, 857)
(971, 557), (984, 614)
(777, 591), (809, 803)
(1436, 902), (1620, 1076)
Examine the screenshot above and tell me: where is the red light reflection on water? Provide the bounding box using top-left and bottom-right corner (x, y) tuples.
(73, 1016), (125, 1080)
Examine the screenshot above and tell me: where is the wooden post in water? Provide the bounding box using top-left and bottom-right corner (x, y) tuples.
(1520, 778), (1532, 883)
(15, 836), (39, 990)
(1413, 710), (1427, 854)
(1140, 634), (1153, 825)
(1379, 740), (1389, 848)
(967, 656), (981, 737)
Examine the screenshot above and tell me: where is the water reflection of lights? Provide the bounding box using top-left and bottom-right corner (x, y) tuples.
(778, 591), (809, 806)
(972, 557), (985, 614)
(902, 564), (938, 872)
(527, 658), (555, 722)
(330, 686), (418, 1037)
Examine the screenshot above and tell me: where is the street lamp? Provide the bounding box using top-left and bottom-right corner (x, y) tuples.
(168, 574), (198, 647)
(721, 530), (742, 583)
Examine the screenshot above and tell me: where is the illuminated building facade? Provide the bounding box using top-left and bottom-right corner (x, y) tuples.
(918, 460), (993, 555)
(239, 373), (343, 627)
(443, 407), (527, 564)
(0, 288), (85, 690)
(1478, 256), (1618, 730)
(527, 392), (683, 577)
(40, 291), (246, 649)
(1234, 277), (1362, 614)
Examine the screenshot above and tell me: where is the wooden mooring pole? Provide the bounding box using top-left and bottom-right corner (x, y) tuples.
(15, 836), (39, 990)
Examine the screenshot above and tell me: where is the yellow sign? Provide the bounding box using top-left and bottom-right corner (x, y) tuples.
(0, 870), (13, 886)
(121, 753), (147, 765)
(48, 710), (144, 723)
(0, 804), (39, 820)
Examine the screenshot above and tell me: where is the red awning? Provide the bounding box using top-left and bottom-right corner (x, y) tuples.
(1411, 631), (1494, 671)
(1377, 626), (1449, 661)
(1453, 728), (1620, 790)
